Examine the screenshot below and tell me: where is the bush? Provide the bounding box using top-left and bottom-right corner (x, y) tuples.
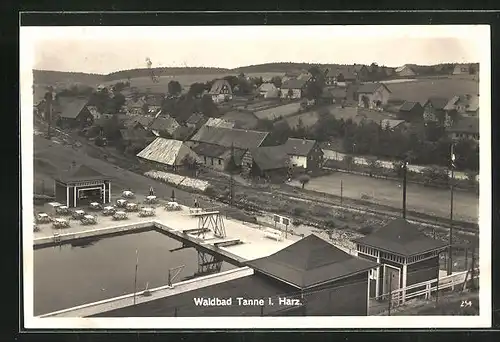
(203, 186), (217, 198)
(292, 206), (305, 216)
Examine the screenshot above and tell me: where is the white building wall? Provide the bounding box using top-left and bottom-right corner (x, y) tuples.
(290, 155), (307, 168)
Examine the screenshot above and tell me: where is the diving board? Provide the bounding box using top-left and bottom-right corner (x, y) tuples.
(192, 211), (226, 239)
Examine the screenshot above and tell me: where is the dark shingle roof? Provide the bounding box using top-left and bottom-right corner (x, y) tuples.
(208, 79), (232, 95)
(354, 219), (448, 257)
(150, 116), (180, 134)
(171, 125), (197, 141)
(56, 165), (109, 183)
(284, 138), (317, 156)
(281, 79), (308, 90)
(425, 97), (450, 110)
(247, 234), (378, 289)
(56, 97), (89, 119)
(191, 143), (230, 158)
(186, 113), (205, 125)
(356, 83), (392, 94)
(399, 101), (421, 112)
(190, 126), (269, 150)
(250, 145), (289, 171)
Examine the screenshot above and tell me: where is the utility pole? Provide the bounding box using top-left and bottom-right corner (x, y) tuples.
(229, 143), (235, 208)
(388, 275), (393, 316)
(448, 144), (456, 276)
(402, 160), (408, 219)
(340, 179), (343, 206)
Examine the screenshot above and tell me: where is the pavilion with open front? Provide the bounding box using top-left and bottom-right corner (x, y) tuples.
(354, 218), (448, 301)
(53, 164), (112, 208)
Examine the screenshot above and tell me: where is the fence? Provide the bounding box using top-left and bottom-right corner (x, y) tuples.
(376, 268), (479, 310)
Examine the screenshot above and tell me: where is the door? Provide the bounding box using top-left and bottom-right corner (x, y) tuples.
(383, 265), (400, 296)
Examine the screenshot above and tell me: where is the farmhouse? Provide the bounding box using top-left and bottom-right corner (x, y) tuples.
(397, 101), (424, 122)
(257, 83), (280, 98)
(190, 126), (270, 150)
(354, 219), (447, 300)
(325, 66), (357, 85)
(356, 83), (392, 109)
(280, 79), (308, 99)
(321, 87), (348, 105)
(123, 97), (147, 115)
(192, 143), (246, 171)
(452, 63), (472, 75)
(208, 79), (233, 103)
(54, 164), (111, 208)
(446, 116), (479, 141)
(444, 94), (479, 117)
(149, 115), (181, 137)
(248, 234), (378, 316)
(394, 65), (417, 78)
(136, 137), (201, 171)
(284, 138), (324, 171)
(241, 145), (290, 181)
(54, 97), (94, 129)
(423, 97), (449, 124)
(145, 96), (164, 115)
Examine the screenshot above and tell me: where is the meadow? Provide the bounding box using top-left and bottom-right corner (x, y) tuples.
(384, 77), (479, 104)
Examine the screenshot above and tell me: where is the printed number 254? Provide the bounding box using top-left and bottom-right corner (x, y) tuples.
(461, 300), (472, 308)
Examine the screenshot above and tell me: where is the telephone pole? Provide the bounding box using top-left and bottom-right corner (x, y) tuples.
(402, 160), (408, 219)
(448, 144), (456, 276)
(229, 143), (235, 208)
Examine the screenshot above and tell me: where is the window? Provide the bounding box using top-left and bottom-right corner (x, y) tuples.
(218, 159), (222, 165)
(369, 269), (377, 280)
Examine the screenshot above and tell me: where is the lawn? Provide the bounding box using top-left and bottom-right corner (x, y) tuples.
(385, 77), (479, 104)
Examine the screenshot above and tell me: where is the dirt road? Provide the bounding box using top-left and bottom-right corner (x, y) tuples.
(290, 172), (479, 223)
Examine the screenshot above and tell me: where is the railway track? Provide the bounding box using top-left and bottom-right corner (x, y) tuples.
(199, 173), (478, 235)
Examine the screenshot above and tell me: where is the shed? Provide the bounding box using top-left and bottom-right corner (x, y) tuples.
(54, 97), (94, 129)
(136, 138), (201, 170)
(397, 101), (424, 122)
(354, 218), (448, 300)
(284, 138), (324, 170)
(244, 145), (290, 181)
(54, 164), (112, 208)
(247, 234), (378, 315)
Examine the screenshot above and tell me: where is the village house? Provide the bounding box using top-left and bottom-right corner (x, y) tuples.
(325, 66), (357, 85)
(282, 70), (304, 83)
(452, 63), (472, 75)
(191, 143), (247, 171)
(422, 97), (450, 125)
(86, 105), (102, 120)
(149, 115), (180, 137)
(354, 219), (447, 300)
(208, 79), (233, 103)
(145, 96), (163, 115)
(397, 101), (424, 122)
(356, 83), (392, 109)
(284, 138), (324, 171)
(446, 116), (479, 142)
(280, 79), (308, 99)
(123, 97), (147, 115)
(185, 113), (208, 129)
(444, 94), (479, 117)
(240, 145), (290, 182)
(189, 126), (270, 150)
(257, 83), (280, 98)
(54, 97), (94, 129)
(394, 64), (417, 78)
(136, 137), (201, 172)
(321, 87), (348, 105)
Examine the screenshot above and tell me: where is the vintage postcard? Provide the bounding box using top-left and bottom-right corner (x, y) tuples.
(20, 25), (491, 329)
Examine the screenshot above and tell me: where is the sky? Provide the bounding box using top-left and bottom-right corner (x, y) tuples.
(22, 25), (488, 74)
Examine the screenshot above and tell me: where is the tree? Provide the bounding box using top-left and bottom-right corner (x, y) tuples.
(298, 174), (311, 189)
(270, 76), (282, 88)
(223, 76), (239, 90)
(361, 95), (370, 108)
(200, 96), (220, 118)
(168, 80), (182, 96)
(343, 155), (354, 170)
(188, 82), (206, 98)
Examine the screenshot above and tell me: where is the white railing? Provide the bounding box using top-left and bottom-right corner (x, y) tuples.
(375, 268), (479, 307)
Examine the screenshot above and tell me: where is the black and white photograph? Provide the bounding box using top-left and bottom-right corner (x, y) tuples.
(20, 25), (491, 329)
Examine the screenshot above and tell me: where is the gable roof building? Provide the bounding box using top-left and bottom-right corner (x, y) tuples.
(205, 117), (236, 129)
(249, 145), (289, 171)
(136, 138), (200, 167)
(55, 97), (90, 119)
(280, 78), (308, 90)
(208, 79), (233, 95)
(190, 126), (269, 150)
(354, 218), (448, 257)
(356, 83), (392, 95)
(284, 138), (317, 156)
(247, 234), (377, 289)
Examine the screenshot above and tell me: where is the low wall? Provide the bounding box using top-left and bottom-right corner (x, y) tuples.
(39, 267), (255, 318)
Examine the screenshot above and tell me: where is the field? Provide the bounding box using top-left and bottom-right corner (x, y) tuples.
(253, 102), (302, 120)
(385, 77), (479, 104)
(102, 72), (284, 94)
